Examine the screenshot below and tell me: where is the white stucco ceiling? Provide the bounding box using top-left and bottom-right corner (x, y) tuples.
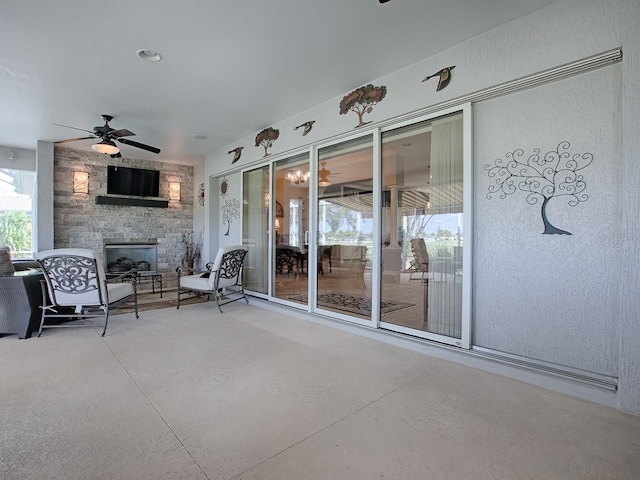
(0, 0), (558, 165)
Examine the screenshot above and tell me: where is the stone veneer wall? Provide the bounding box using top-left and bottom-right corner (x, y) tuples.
(53, 146), (194, 288)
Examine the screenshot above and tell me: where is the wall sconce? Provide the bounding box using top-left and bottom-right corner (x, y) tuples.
(169, 182), (181, 202)
(73, 171), (89, 194)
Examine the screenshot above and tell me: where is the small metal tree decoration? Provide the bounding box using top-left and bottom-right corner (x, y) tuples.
(339, 84), (387, 128)
(222, 198), (241, 236)
(255, 127), (279, 157)
(485, 141), (593, 235)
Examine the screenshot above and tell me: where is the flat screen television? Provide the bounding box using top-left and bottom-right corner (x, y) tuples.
(107, 166), (160, 197)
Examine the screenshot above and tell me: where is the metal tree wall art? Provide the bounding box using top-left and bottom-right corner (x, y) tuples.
(484, 141), (593, 235)
(255, 127), (279, 157)
(222, 198), (241, 236)
(339, 84), (387, 128)
(228, 146), (243, 164)
(422, 66), (455, 91)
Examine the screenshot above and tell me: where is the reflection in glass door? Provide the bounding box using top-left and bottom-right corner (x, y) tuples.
(242, 165), (269, 294)
(316, 136), (373, 322)
(273, 154), (310, 306)
(380, 111), (465, 344)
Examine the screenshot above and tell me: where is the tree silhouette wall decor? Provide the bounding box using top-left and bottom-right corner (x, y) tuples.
(339, 84), (387, 128)
(484, 141), (593, 235)
(255, 127), (279, 157)
(222, 198), (241, 236)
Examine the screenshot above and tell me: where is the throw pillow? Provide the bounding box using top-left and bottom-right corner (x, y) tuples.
(0, 246), (15, 275)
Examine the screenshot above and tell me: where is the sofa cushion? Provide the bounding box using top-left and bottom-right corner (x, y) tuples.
(0, 246), (15, 275)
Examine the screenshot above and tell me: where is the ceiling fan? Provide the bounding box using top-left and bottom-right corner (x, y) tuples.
(53, 114), (161, 158)
(318, 161), (339, 187)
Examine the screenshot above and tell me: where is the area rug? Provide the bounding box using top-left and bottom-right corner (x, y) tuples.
(291, 292), (414, 316)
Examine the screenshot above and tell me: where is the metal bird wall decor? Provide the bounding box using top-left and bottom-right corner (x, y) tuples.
(228, 146), (244, 164)
(422, 66), (456, 91)
(294, 121), (315, 136)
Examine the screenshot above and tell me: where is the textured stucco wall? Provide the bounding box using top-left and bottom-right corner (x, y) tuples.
(201, 0), (639, 414)
(473, 66), (621, 375)
(617, 0), (640, 414)
(205, 0), (627, 176)
(53, 147), (195, 284)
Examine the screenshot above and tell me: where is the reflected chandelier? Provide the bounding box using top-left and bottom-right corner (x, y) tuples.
(286, 169), (309, 185)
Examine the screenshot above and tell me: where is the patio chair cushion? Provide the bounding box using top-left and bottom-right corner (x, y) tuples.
(179, 274), (211, 292)
(0, 246), (15, 275)
(107, 281), (136, 303)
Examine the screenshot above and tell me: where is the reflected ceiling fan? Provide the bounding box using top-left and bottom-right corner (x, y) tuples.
(53, 114), (161, 158)
(318, 161), (340, 187)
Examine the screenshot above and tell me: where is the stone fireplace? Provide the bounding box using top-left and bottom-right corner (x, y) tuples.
(53, 147), (196, 290)
(103, 238), (158, 274)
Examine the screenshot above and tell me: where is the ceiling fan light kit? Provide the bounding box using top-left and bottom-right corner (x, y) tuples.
(318, 161), (332, 187)
(92, 140), (120, 155)
(54, 114), (160, 156)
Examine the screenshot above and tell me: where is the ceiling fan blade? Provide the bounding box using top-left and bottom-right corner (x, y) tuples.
(55, 136), (96, 144)
(117, 137), (161, 154)
(51, 122), (94, 134)
(110, 128), (135, 138)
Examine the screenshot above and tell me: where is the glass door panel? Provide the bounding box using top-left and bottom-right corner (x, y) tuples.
(242, 165), (269, 294)
(273, 154), (310, 306)
(317, 136), (373, 321)
(380, 112), (464, 340)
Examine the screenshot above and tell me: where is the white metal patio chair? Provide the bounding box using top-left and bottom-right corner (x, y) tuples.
(36, 248), (138, 337)
(177, 245), (248, 313)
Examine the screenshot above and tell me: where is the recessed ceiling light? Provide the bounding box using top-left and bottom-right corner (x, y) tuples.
(191, 134), (207, 140)
(137, 49), (162, 62)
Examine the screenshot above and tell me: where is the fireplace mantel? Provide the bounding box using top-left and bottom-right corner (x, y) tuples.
(103, 238), (158, 246)
(95, 195), (168, 208)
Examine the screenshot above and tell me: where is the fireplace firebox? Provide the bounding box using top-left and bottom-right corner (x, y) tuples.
(103, 238), (158, 274)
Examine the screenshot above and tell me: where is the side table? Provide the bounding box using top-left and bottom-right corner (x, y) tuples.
(0, 270), (44, 339)
(137, 272), (163, 297)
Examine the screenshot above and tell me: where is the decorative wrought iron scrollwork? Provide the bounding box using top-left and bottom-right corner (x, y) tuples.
(41, 255), (99, 293)
(218, 249), (247, 280)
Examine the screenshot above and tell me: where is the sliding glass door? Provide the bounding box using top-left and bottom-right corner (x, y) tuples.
(242, 165), (269, 295)
(316, 135), (373, 323)
(240, 106), (470, 347)
(379, 109), (469, 346)
(272, 153), (310, 307)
